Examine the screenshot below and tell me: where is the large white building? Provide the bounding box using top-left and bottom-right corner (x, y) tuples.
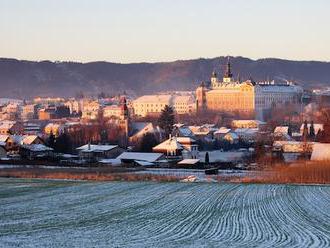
(133, 94), (196, 117)
(196, 59), (303, 119)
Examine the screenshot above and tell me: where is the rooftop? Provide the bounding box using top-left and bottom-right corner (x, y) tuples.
(77, 144), (118, 152)
(117, 152), (163, 162)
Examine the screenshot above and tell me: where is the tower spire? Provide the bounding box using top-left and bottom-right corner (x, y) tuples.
(224, 57), (233, 78)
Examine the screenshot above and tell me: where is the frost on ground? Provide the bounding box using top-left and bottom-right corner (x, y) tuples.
(0, 179), (329, 248)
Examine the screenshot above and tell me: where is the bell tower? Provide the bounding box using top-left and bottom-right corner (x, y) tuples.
(211, 71), (219, 88)
(119, 96), (129, 147)
(223, 57), (233, 83)
(196, 82), (208, 112)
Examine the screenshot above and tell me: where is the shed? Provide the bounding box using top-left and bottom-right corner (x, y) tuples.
(76, 144), (125, 162)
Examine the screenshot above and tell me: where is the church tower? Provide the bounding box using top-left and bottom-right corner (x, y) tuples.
(119, 96), (129, 147)
(223, 58), (233, 83)
(196, 82), (208, 112)
(211, 71), (218, 88)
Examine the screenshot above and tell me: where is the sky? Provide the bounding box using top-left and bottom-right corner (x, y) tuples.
(1, 0), (329, 63)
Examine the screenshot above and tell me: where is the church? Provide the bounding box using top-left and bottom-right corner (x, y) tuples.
(196, 59), (303, 118)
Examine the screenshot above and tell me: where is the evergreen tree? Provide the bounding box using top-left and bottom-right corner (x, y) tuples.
(205, 152), (209, 165)
(100, 129), (108, 144)
(139, 133), (158, 152)
(309, 120), (315, 138)
(54, 132), (72, 153)
(46, 131), (56, 149)
(158, 105), (175, 137)
(288, 124), (292, 136)
(302, 120), (309, 141)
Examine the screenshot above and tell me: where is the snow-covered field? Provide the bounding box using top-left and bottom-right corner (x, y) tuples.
(0, 179), (329, 247)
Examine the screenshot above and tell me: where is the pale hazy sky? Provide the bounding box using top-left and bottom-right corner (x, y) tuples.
(1, 0), (329, 63)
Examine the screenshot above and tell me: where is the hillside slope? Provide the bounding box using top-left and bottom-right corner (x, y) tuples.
(0, 56), (329, 98)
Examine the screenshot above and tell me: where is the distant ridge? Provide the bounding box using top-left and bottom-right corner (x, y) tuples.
(0, 56), (329, 98)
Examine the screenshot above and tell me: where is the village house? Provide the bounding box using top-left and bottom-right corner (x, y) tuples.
(81, 100), (100, 120)
(15, 135), (44, 146)
(0, 121), (23, 135)
(76, 144), (125, 163)
(272, 140), (315, 162)
(214, 127), (231, 139)
(234, 128), (258, 144)
(0, 134), (45, 154)
(231, 120), (266, 129)
(129, 122), (164, 144)
(188, 125), (215, 141)
(273, 126), (292, 141)
(103, 105), (122, 119)
(21, 104), (38, 120)
(153, 136), (199, 159)
(0, 135), (18, 153)
(172, 124), (194, 138)
(1, 102), (21, 120)
(19, 144), (54, 160)
(23, 122), (42, 135)
(38, 107), (57, 120)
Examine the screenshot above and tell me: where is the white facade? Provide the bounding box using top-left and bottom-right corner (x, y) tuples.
(81, 100), (100, 120)
(133, 94), (195, 117)
(103, 105), (122, 119)
(255, 82), (303, 110)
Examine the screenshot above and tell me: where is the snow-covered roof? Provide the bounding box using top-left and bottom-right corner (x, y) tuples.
(256, 84), (303, 93)
(311, 143), (330, 161)
(274, 126), (289, 134)
(133, 95), (172, 104)
(173, 123), (185, 128)
(131, 122), (150, 131)
(0, 121), (16, 130)
(21, 135), (40, 145)
(117, 152), (163, 162)
(273, 141), (315, 153)
(176, 137), (196, 144)
(188, 126), (210, 135)
(0, 98), (23, 105)
(199, 151), (246, 163)
(177, 127), (194, 137)
(178, 159), (200, 165)
(232, 120), (266, 127)
(129, 122), (163, 138)
(77, 144), (119, 152)
(0, 135), (9, 142)
(153, 137), (184, 151)
(214, 127), (231, 134)
(234, 128), (259, 134)
(21, 144), (53, 152)
(224, 132), (239, 140)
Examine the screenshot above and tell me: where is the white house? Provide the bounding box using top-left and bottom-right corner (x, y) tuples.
(153, 136), (199, 159)
(311, 143), (330, 161)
